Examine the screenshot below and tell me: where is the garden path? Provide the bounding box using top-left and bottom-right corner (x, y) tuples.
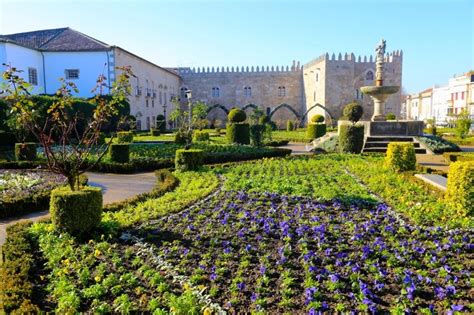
(277, 142), (312, 155)
(0, 171), (156, 246)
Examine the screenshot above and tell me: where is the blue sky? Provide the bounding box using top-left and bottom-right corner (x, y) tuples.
(1, 0), (472, 93)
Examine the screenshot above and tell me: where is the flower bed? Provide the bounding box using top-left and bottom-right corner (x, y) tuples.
(220, 156), (375, 203)
(344, 155), (471, 229)
(416, 135), (461, 153)
(0, 170), (65, 218)
(145, 190), (473, 313)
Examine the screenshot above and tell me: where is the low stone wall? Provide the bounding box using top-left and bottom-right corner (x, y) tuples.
(338, 120), (424, 136)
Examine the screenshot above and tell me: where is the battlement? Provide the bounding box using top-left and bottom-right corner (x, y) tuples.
(175, 60), (303, 75)
(304, 50), (403, 68)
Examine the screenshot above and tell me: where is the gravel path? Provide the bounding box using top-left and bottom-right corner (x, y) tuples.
(0, 171), (156, 246)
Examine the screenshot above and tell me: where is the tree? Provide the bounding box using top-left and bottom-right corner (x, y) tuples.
(1, 63), (133, 190)
(454, 109), (472, 139)
(169, 98), (209, 145)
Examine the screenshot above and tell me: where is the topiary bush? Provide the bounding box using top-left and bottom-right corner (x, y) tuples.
(226, 123), (250, 145)
(175, 149), (204, 171)
(156, 114), (166, 132)
(339, 125), (364, 153)
(386, 113), (396, 120)
(116, 131), (133, 143)
(306, 123), (326, 139)
(174, 129), (192, 144)
(343, 102), (364, 124)
(193, 130), (210, 142)
(150, 128), (160, 136)
(250, 124), (265, 146)
(311, 114), (325, 123)
(228, 108), (247, 123)
(50, 186), (103, 235)
(258, 115), (270, 125)
(109, 143), (130, 163)
(287, 120), (294, 131)
(14, 143), (36, 161)
(384, 142), (416, 172)
(445, 161), (473, 216)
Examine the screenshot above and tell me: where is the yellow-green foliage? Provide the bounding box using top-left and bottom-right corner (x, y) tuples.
(385, 142), (416, 172)
(175, 149), (204, 171)
(445, 161), (474, 217)
(103, 171), (218, 228)
(116, 131), (133, 143)
(50, 186), (103, 234)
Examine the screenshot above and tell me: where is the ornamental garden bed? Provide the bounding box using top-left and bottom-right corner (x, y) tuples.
(143, 190), (472, 313)
(0, 169), (65, 218)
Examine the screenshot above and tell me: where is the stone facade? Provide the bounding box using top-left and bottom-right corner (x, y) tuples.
(175, 51), (403, 126)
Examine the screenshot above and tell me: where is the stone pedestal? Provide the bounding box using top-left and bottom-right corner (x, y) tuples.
(338, 120), (424, 136)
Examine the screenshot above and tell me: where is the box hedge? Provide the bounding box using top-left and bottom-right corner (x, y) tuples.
(339, 124), (364, 153)
(116, 131), (133, 143)
(228, 108), (247, 123)
(50, 186), (103, 234)
(445, 161), (473, 216)
(226, 123), (250, 145)
(109, 143), (130, 163)
(193, 130), (210, 142)
(250, 124), (265, 146)
(14, 143), (37, 161)
(150, 128), (160, 137)
(443, 152), (474, 164)
(306, 123), (326, 139)
(0, 222), (40, 313)
(384, 142), (416, 172)
(175, 149), (204, 171)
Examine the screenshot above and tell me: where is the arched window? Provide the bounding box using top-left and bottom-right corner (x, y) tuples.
(356, 89), (359, 100)
(278, 86), (286, 97)
(366, 71), (374, 81)
(316, 73), (319, 82)
(244, 86), (252, 97)
(211, 87), (220, 97)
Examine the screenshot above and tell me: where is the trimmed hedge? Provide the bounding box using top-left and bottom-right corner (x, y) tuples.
(109, 143), (130, 163)
(445, 161), (473, 216)
(14, 143), (37, 161)
(116, 131), (133, 143)
(193, 130), (210, 142)
(150, 128), (160, 137)
(104, 169), (178, 213)
(311, 114), (324, 123)
(156, 114), (166, 132)
(306, 123), (326, 139)
(250, 124), (265, 146)
(443, 152), (474, 163)
(226, 123), (250, 145)
(228, 108), (247, 123)
(287, 120), (294, 131)
(0, 222), (40, 313)
(339, 124), (364, 153)
(175, 149), (204, 171)
(264, 139), (289, 147)
(174, 129), (192, 144)
(384, 142), (416, 172)
(343, 103), (363, 123)
(50, 186), (103, 234)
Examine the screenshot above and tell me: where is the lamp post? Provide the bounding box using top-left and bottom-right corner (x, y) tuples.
(185, 89), (192, 148)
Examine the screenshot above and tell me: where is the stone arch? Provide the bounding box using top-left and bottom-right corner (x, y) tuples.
(242, 103), (259, 111)
(269, 103), (301, 120)
(206, 104), (229, 116)
(300, 103), (336, 127)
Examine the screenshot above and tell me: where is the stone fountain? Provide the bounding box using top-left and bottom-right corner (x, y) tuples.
(360, 39), (400, 121)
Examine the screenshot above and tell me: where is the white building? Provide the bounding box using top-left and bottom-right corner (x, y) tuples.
(0, 28), (181, 130)
(405, 72), (474, 125)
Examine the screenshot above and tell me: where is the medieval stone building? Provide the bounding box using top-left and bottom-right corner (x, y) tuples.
(175, 50), (403, 127)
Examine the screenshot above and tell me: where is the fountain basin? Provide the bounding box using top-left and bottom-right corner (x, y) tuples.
(360, 85), (400, 96)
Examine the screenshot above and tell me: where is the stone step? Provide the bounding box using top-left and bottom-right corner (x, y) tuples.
(363, 147), (427, 154)
(364, 142), (420, 148)
(414, 174), (447, 191)
(365, 136), (414, 142)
